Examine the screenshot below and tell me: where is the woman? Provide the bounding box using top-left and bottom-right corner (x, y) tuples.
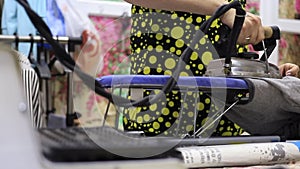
(121, 0), (292, 137)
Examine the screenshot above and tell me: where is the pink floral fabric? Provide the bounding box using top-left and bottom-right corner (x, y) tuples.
(52, 15), (131, 127)
(86, 15), (131, 118)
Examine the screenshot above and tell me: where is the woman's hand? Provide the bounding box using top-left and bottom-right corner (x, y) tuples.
(74, 30), (102, 77)
(278, 63), (300, 77)
(221, 11), (265, 45)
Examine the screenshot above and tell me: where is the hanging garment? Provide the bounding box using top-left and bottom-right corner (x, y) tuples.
(16, 49), (44, 128)
(46, 0), (65, 36)
(54, 0), (107, 127)
(55, 0), (96, 37)
(1, 0), (46, 58)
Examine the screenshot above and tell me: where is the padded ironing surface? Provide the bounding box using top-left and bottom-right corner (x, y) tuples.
(97, 75), (249, 89)
(97, 75), (252, 104)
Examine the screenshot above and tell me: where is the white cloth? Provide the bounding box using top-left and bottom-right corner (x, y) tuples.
(54, 0), (96, 36)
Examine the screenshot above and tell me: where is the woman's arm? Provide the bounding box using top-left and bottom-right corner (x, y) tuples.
(124, 0), (265, 45)
(124, 0), (228, 16)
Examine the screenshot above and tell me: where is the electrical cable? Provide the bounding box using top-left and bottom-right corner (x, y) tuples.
(16, 0), (244, 108)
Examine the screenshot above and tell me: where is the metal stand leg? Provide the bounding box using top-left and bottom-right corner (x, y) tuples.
(194, 99), (239, 137)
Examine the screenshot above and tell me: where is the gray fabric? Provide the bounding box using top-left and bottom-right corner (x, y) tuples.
(226, 76), (300, 139)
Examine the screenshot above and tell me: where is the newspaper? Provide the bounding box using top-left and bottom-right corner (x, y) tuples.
(177, 141), (300, 168)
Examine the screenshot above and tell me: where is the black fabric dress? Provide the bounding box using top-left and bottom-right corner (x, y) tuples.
(123, 0), (248, 137)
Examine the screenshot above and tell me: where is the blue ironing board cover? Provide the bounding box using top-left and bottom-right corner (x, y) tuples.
(97, 75), (248, 89)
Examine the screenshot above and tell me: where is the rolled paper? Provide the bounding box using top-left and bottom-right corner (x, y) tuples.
(177, 141), (300, 168)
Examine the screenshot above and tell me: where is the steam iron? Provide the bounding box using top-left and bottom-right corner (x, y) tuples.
(205, 26), (281, 78)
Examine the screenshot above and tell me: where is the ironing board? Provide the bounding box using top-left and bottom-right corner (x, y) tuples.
(98, 75), (248, 88)
(97, 75), (251, 102)
(97, 75), (253, 135)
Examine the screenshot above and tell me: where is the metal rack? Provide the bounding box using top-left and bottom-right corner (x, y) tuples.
(0, 34), (82, 127)
(0, 34), (82, 44)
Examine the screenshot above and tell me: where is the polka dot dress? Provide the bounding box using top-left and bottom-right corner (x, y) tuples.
(124, 0), (247, 137)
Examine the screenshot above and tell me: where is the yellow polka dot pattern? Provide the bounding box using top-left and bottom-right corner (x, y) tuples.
(124, 0), (246, 137)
